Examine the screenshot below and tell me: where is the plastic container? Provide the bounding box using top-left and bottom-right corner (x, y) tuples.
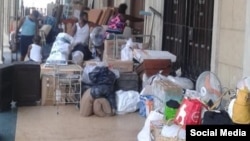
(164, 100), (180, 120)
(146, 99), (154, 117)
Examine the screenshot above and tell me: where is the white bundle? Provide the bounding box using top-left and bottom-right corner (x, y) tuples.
(46, 33), (74, 65)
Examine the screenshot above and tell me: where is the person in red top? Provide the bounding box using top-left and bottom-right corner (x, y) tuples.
(106, 3), (128, 35)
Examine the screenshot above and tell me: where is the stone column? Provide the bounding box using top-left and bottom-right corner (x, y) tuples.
(0, 0), (4, 64)
(243, 0), (250, 77)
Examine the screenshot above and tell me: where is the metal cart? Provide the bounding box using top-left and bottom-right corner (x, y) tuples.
(42, 64), (83, 114)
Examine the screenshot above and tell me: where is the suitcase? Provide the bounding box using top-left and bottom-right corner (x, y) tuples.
(0, 64), (14, 111)
(115, 72), (139, 92)
(12, 62), (41, 106)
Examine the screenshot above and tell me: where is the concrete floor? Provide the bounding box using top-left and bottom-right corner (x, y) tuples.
(14, 105), (145, 141)
(1, 47), (145, 141)
(3, 46), (18, 64)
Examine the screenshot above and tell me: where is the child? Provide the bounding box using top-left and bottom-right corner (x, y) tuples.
(27, 35), (42, 63)
(9, 31), (17, 52)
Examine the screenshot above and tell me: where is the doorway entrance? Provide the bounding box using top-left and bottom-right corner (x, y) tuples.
(162, 0), (214, 81)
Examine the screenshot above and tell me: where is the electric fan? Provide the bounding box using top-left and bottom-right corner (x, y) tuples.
(196, 71), (223, 109)
(89, 26), (106, 60)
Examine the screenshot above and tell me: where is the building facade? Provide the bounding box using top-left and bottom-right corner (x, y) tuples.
(1, 0), (250, 89)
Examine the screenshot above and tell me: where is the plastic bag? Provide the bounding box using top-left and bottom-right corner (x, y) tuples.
(115, 90), (140, 115)
(142, 71), (169, 88)
(121, 38), (133, 61)
(174, 97), (204, 128)
(237, 77), (250, 90)
(137, 110), (163, 141)
(138, 95), (154, 117)
(88, 66), (116, 85)
(167, 76), (194, 90)
(202, 110), (233, 125)
(161, 122), (186, 140)
(46, 33), (74, 65)
(72, 51), (84, 65)
(82, 65), (98, 84)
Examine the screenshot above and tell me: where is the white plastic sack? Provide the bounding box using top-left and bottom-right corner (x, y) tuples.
(227, 98), (235, 119)
(72, 51), (84, 65)
(161, 123), (186, 140)
(167, 75), (194, 90)
(56, 32), (74, 45)
(115, 90), (140, 115)
(46, 33), (74, 65)
(121, 38), (133, 61)
(82, 64), (100, 84)
(142, 71), (169, 88)
(140, 85), (154, 96)
(184, 89), (201, 99)
(137, 110), (164, 141)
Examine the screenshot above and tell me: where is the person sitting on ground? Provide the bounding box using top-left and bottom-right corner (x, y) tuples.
(27, 35), (42, 63)
(69, 11), (93, 62)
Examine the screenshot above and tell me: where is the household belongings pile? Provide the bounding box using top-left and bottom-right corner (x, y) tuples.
(77, 37), (177, 117)
(137, 73), (250, 141)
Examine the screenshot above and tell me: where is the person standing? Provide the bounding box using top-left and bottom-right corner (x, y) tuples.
(16, 10), (40, 61)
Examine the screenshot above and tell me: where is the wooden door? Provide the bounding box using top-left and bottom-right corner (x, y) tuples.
(130, 0), (145, 34)
(162, 0), (214, 82)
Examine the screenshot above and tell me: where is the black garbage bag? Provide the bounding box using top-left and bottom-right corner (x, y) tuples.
(89, 66), (116, 85)
(90, 85), (112, 98)
(86, 66), (117, 110)
(90, 85), (116, 110)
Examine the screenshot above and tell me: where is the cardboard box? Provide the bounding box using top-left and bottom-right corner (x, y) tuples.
(41, 75), (70, 106)
(41, 75), (56, 106)
(106, 60), (133, 73)
(103, 39), (127, 61)
(152, 80), (183, 104)
(83, 59), (133, 73)
(135, 59), (172, 77)
(133, 49), (177, 63)
(88, 9), (103, 24)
